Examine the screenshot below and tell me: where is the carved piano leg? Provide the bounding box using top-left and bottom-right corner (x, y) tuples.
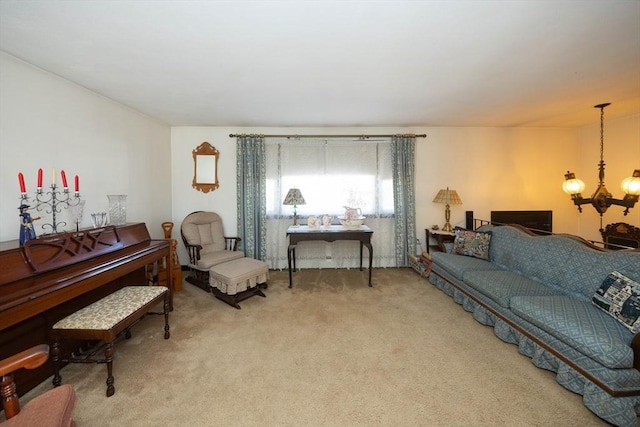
(105, 342), (115, 397)
(51, 341), (62, 388)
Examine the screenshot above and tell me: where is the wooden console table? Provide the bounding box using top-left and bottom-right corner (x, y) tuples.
(286, 225), (373, 288)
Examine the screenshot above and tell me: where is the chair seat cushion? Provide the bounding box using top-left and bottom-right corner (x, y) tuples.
(2, 384), (76, 427)
(195, 250), (244, 270)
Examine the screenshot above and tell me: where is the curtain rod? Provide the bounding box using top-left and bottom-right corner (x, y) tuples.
(229, 133), (426, 139)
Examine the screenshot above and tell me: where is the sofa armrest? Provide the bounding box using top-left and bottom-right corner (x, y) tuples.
(632, 333), (640, 371)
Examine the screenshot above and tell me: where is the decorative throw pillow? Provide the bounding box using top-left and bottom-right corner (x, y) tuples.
(592, 271), (640, 333)
(452, 227), (492, 260)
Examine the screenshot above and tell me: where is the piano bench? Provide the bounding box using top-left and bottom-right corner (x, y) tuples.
(50, 286), (170, 397)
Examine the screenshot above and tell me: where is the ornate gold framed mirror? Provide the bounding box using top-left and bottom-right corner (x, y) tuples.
(192, 142), (219, 193)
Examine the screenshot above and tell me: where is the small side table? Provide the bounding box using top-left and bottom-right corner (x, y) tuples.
(426, 229), (455, 254)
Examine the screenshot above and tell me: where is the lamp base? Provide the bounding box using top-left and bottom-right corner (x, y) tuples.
(441, 204), (454, 232)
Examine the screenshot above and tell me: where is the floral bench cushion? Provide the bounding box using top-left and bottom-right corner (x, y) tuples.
(52, 286), (168, 331)
(510, 295), (634, 369)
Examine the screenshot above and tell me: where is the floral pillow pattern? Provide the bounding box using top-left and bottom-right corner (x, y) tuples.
(592, 271), (640, 333)
(452, 227), (492, 260)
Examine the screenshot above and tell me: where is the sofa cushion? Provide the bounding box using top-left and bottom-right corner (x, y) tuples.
(452, 227), (492, 260)
(558, 246), (640, 303)
(484, 226), (573, 292)
(430, 252), (502, 281)
(464, 270), (564, 308)
(483, 225), (640, 303)
(592, 271), (640, 333)
(510, 295), (634, 369)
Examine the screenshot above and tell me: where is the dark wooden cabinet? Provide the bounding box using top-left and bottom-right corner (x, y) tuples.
(426, 229), (455, 254)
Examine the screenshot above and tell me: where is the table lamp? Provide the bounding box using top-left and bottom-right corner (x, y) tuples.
(283, 188), (306, 227)
(432, 187), (463, 232)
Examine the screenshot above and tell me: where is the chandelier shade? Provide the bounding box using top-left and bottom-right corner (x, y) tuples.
(563, 103), (639, 217)
(562, 172), (585, 195)
(621, 170), (640, 196)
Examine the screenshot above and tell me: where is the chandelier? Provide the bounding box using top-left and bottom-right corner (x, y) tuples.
(563, 103), (640, 216)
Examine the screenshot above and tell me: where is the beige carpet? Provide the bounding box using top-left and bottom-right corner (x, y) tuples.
(17, 268), (606, 426)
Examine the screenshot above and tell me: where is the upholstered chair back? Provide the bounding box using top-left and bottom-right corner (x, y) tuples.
(181, 211), (226, 254)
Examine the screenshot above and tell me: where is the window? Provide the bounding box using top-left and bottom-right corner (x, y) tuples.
(266, 139), (394, 218)
(264, 138), (396, 269)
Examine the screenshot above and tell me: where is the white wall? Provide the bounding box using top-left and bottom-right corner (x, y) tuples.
(415, 126), (581, 240)
(0, 53), (172, 242)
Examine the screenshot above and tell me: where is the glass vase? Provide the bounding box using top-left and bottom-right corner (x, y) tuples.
(107, 195), (127, 225)
(68, 199), (86, 232)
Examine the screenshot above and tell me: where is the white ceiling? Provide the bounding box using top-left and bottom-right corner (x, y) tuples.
(1, 0), (639, 128)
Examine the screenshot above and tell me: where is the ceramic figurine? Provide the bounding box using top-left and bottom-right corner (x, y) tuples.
(307, 215), (319, 228)
(18, 204), (40, 246)
(343, 206), (363, 220)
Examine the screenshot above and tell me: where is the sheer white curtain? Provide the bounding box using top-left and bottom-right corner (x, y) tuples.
(265, 138), (396, 269)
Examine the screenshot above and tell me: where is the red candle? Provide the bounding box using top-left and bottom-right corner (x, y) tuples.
(18, 172), (26, 193)
(61, 170), (68, 188)
(37, 168), (43, 187)
(74, 175), (79, 192)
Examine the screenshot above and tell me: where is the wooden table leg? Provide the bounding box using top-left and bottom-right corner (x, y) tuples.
(365, 242), (373, 286)
(287, 244), (295, 288)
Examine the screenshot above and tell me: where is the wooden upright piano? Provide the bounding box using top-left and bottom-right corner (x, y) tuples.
(0, 223), (172, 395)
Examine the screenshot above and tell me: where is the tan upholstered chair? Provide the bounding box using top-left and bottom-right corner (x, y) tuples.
(1, 345), (76, 427)
(180, 211), (244, 291)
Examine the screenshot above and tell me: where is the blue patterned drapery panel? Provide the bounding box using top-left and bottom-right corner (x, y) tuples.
(391, 136), (416, 266)
(236, 135), (267, 260)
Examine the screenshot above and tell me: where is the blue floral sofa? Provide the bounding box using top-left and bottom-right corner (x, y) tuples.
(428, 224), (640, 426)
